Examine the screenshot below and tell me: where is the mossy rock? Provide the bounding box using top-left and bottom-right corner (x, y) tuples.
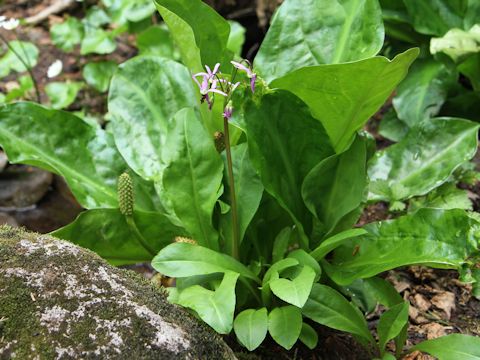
(0, 226), (236, 359)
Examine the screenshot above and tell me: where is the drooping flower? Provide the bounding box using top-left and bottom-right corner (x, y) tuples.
(47, 60), (63, 78)
(223, 102), (233, 120)
(231, 60), (257, 93)
(0, 18), (19, 30)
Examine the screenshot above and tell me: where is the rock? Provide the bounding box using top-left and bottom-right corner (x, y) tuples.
(0, 226), (236, 360)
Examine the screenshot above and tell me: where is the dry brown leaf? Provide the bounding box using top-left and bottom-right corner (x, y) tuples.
(402, 350), (436, 360)
(421, 322), (447, 340)
(413, 293), (431, 312)
(431, 291), (455, 319)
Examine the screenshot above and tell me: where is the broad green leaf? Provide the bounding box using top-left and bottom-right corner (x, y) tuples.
(377, 302), (409, 354)
(412, 334), (480, 360)
(255, 0), (385, 82)
(233, 308), (268, 351)
(227, 21), (246, 56)
(378, 108), (409, 142)
(272, 227), (293, 263)
(302, 135), (367, 234)
(151, 242), (260, 282)
(108, 57), (197, 180)
(0, 41), (39, 78)
(83, 61), (117, 93)
(299, 323), (318, 350)
(288, 249), (322, 281)
(326, 209), (480, 285)
(244, 91), (334, 246)
(403, 0), (475, 36)
(271, 49), (418, 152)
(392, 59), (457, 128)
(0, 102), (141, 209)
(263, 258), (299, 286)
(84, 6), (111, 27)
(161, 108), (223, 249)
(303, 284), (373, 343)
(409, 182), (473, 212)
(268, 306), (302, 350)
(363, 277), (403, 307)
(220, 143), (264, 254)
(102, 0), (155, 24)
(270, 265), (316, 307)
(45, 81), (84, 109)
(52, 209), (184, 265)
(154, 0), (232, 72)
(310, 228), (368, 260)
(430, 25), (480, 63)
(175, 271), (239, 334)
(4, 75), (33, 102)
(50, 17), (84, 52)
(368, 118), (480, 202)
(458, 53), (480, 91)
(136, 25), (175, 58)
(81, 28), (117, 55)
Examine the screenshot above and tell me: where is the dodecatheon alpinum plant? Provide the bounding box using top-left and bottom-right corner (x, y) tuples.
(0, 0), (479, 358)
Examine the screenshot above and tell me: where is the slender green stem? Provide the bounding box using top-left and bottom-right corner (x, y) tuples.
(224, 116), (240, 260)
(126, 216), (157, 257)
(0, 32), (41, 103)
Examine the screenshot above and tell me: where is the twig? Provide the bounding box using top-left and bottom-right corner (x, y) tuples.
(25, 0), (75, 25)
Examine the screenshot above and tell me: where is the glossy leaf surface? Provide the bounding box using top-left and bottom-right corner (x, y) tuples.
(53, 209), (184, 265)
(368, 118), (479, 201)
(255, 0), (384, 82)
(151, 242), (260, 282)
(233, 308), (268, 351)
(161, 108), (224, 249)
(377, 302), (409, 354)
(175, 272), (239, 334)
(303, 284), (373, 343)
(109, 57), (197, 180)
(270, 265), (316, 307)
(271, 49), (418, 152)
(327, 209), (480, 285)
(412, 334), (480, 360)
(244, 91), (334, 244)
(268, 306), (302, 350)
(299, 323), (318, 350)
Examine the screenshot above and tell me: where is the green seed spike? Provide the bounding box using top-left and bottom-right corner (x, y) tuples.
(118, 172), (134, 216)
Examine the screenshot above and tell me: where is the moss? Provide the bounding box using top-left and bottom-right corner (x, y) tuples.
(0, 226), (236, 359)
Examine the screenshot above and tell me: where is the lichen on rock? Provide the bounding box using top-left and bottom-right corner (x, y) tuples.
(0, 226), (236, 359)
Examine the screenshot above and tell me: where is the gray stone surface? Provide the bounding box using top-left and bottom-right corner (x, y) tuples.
(0, 226), (236, 359)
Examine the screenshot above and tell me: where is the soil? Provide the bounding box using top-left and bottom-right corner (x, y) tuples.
(0, 1), (479, 359)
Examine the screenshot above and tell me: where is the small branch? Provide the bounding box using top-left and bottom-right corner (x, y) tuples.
(25, 0), (75, 25)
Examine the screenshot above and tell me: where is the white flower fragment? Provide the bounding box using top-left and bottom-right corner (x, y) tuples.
(0, 18), (19, 30)
(47, 60), (63, 78)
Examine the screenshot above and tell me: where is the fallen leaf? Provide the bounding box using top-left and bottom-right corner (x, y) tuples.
(421, 322), (447, 340)
(413, 293), (431, 312)
(431, 291), (455, 319)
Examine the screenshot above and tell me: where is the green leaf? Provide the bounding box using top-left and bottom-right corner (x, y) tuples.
(288, 249), (322, 281)
(268, 306), (302, 350)
(4, 75), (33, 102)
(310, 228), (368, 260)
(303, 284), (373, 343)
(458, 53), (480, 91)
(255, 0), (385, 82)
(403, 0), (474, 36)
(299, 322), (318, 350)
(270, 265), (316, 307)
(175, 271), (239, 334)
(363, 277), (403, 307)
(302, 135), (367, 234)
(430, 25), (480, 63)
(272, 227), (293, 263)
(227, 21), (246, 56)
(0, 41), (39, 78)
(233, 308), (268, 351)
(108, 56), (197, 180)
(52, 209), (184, 265)
(81, 28), (117, 55)
(271, 49), (418, 152)
(244, 91), (334, 246)
(326, 209), (480, 285)
(84, 6), (111, 27)
(82, 61), (117, 93)
(45, 81), (84, 109)
(151, 242), (260, 282)
(392, 59), (457, 128)
(377, 302), (409, 354)
(154, 0), (232, 72)
(220, 143), (264, 253)
(50, 17), (84, 52)
(103, 0), (156, 24)
(409, 182), (473, 212)
(136, 25), (175, 58)
(0, 102), (137, 209)
(378, 108), (409, 142)
(161, 108), (223, 250)
(412, 334), (480, 360)
(368, 118), (480, 202)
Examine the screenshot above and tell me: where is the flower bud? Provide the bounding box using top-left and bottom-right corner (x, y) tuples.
(118, 172), (134, 216)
